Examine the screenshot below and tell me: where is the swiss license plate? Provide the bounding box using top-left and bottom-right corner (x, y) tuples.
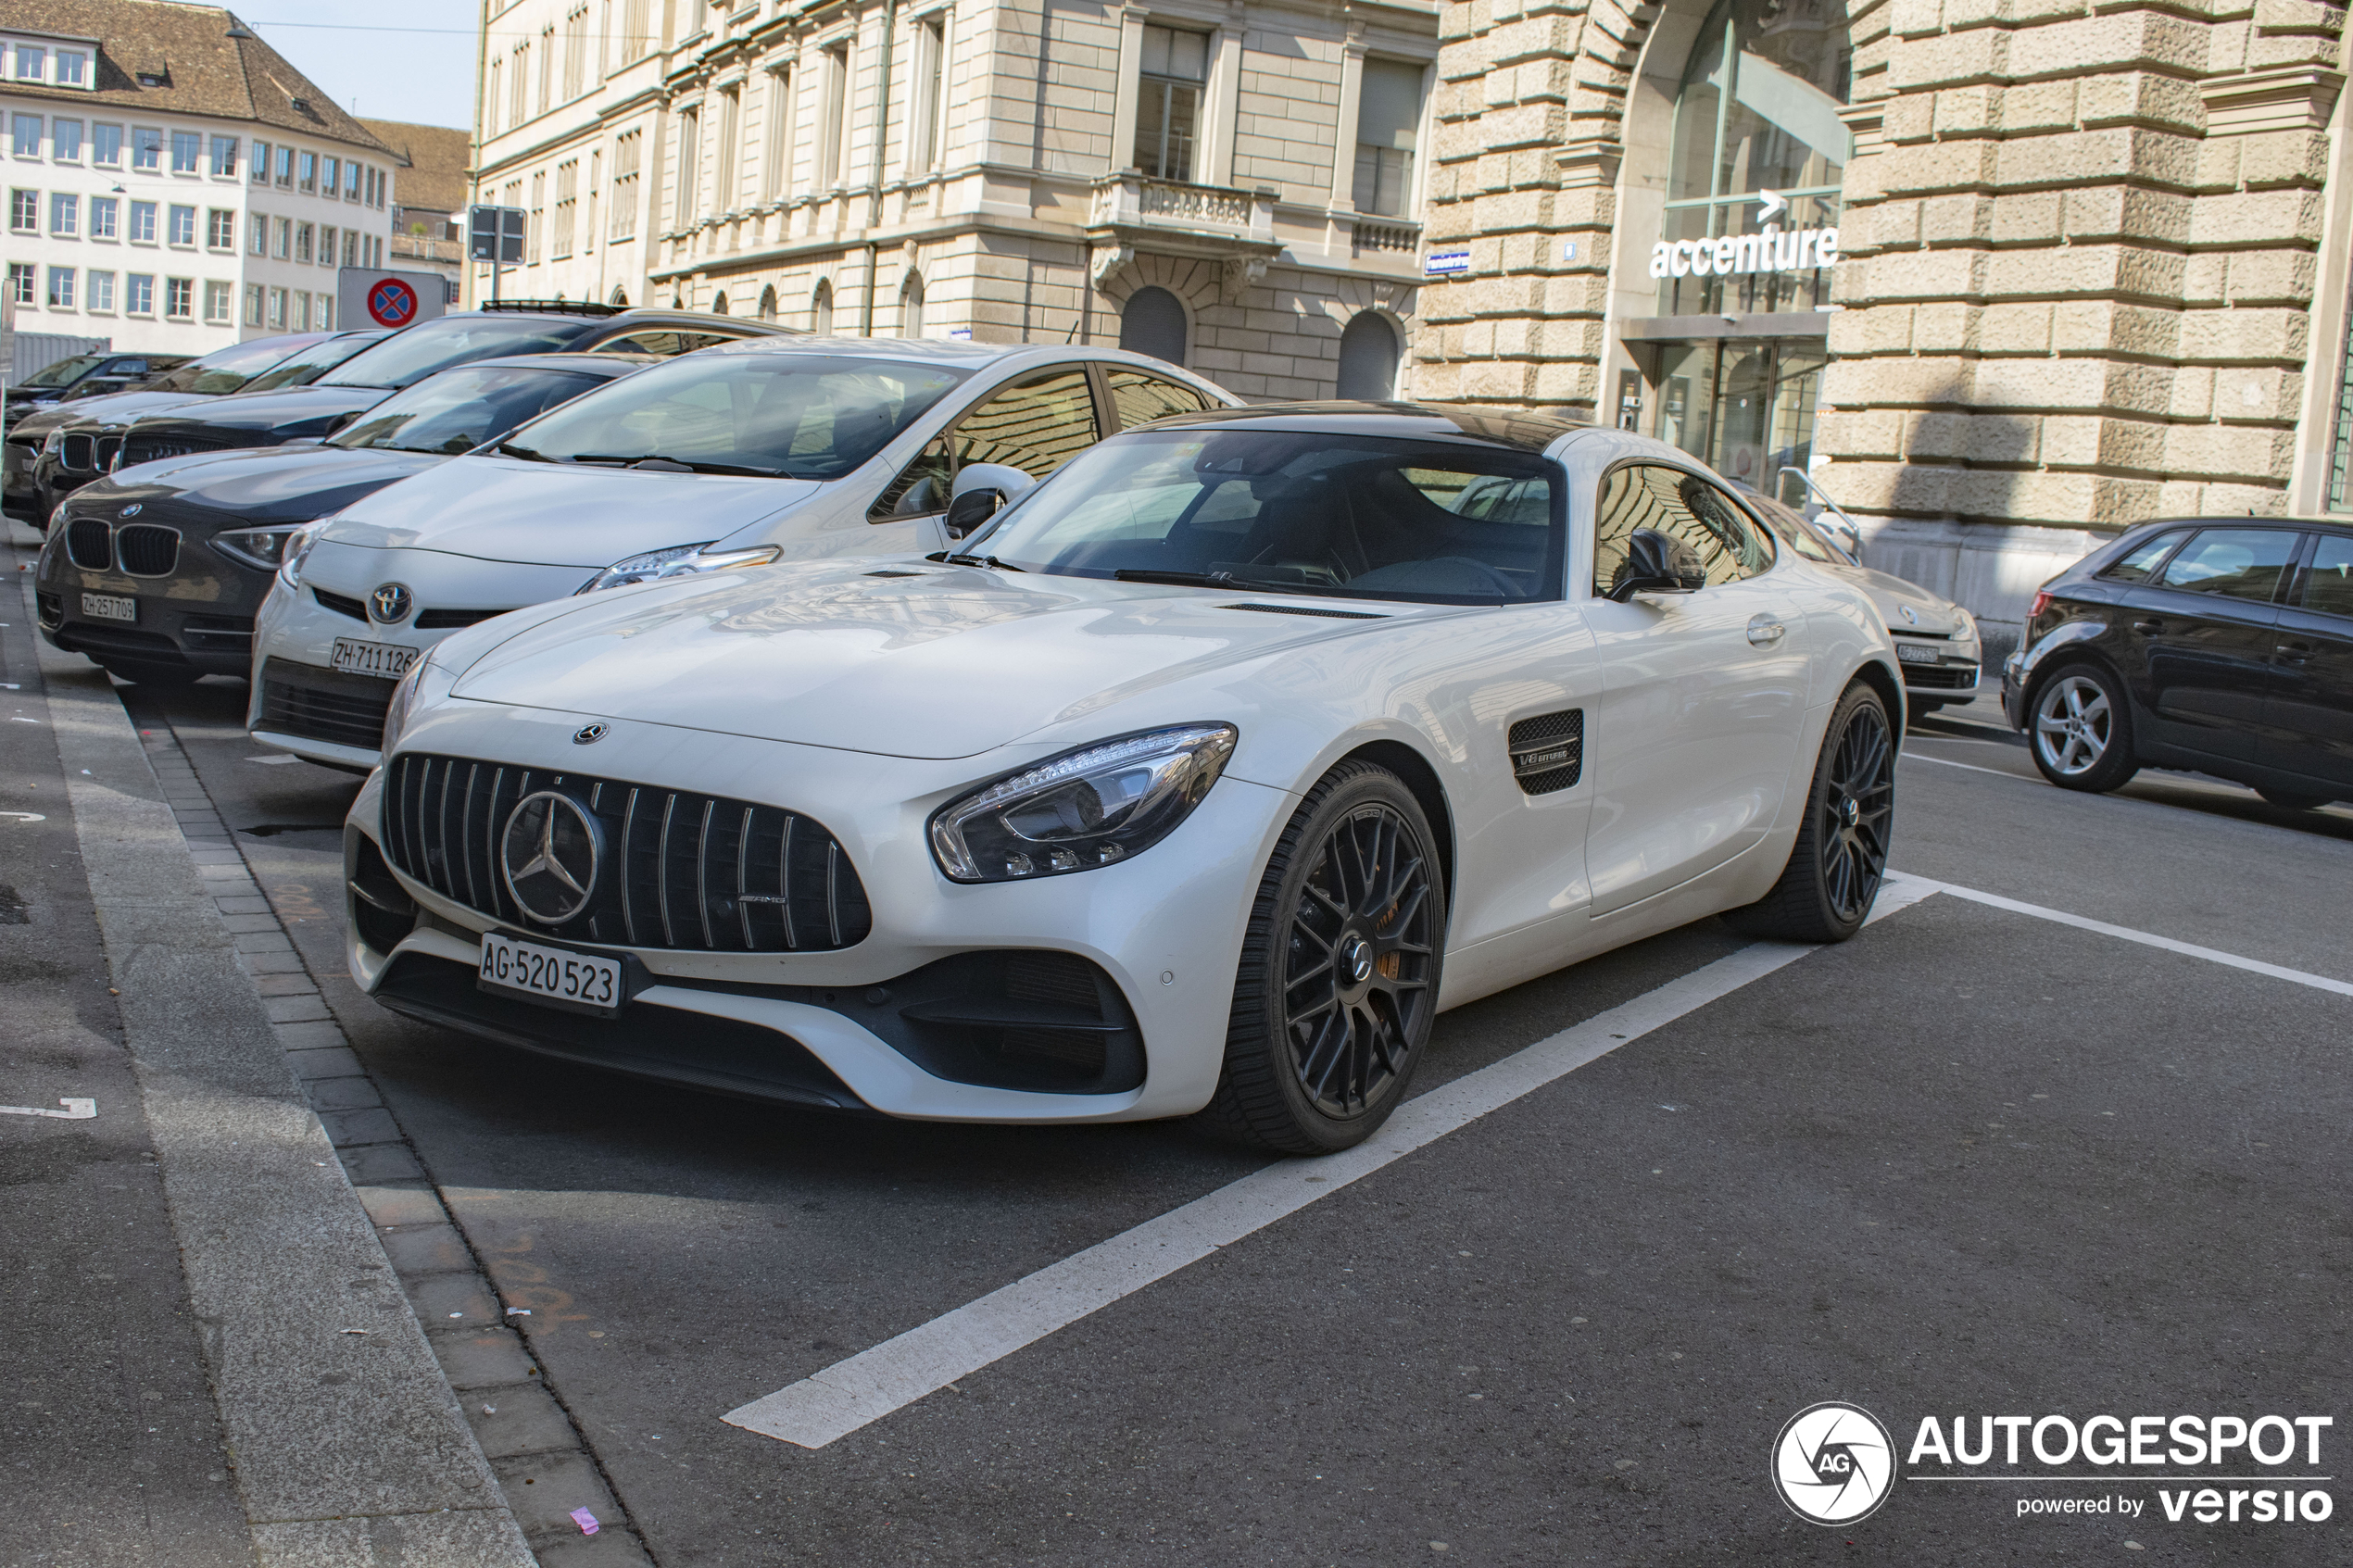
(1896, 642), (1939, 664)
(81, 592), (137, 623)
(331, 636), (419, 680)
(478, 931), (624, 1016)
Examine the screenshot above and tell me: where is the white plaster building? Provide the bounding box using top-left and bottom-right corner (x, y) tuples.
(470, 0), (1438, 399)
(0, 1), (401, 358)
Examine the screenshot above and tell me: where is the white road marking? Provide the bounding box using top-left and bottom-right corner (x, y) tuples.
(1, 811), (45, 823)
(1885, 872), (2353, 998)
(245, 755), (298, 765)
(723, 877), (1944, 1449)
(1902, 753), (2019, 779)
(0, 1098), (96, 1120)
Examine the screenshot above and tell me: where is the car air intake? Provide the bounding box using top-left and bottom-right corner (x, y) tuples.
(61, 433), (95, 472)
(122, 432), (233, 466)
(313, 586), (369, 621)
(414, 607), (516, 630)
(1507, 709), (1584, 795)
(115, 524), (180, 576)
(1903, 665), (1977, 690)
(380, 753), (874, 955)
(257, 657), (396, 750)
(65, 518), (113, 571)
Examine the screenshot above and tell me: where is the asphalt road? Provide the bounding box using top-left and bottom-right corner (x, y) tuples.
(80, 678), (2353, 1563)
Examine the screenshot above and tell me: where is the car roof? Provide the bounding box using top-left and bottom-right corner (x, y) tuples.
(468, 304), (799, 334)
(451, 351), (656, 377)
(1124, 399), (1595, 453)
(690, 333), (1232, 380)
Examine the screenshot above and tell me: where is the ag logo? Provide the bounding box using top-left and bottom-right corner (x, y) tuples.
(1772, 1402), (1894, 1524)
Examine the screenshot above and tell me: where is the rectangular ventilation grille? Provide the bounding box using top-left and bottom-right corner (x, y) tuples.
(257, 658), (396, 750)
(1507, 709), (1584, 795)
(414, 607), (516, 630)
(123, 433), (232, 466)
(65, 518), (113, 571)
(115, 524), (180, 576)
(1903, 665), (1977, 690)
(313, 586), (369, 621)
(381, 753), (873, 955)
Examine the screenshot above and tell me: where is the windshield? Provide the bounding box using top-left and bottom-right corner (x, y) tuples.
(972, 430), (1566, 604)
(330, 364), (609, 455)
(1735, 486), (1846, 565)
(320, 315), (601, 391)
(21, 354), (107, 390)
(496, 353), (968, 478)
(238, 332), (390, 395)
(145, 334), (324, 395)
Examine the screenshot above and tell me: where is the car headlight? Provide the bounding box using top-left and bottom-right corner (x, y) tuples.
(277, 519), (333, 589)
(379, 648), (452, 756)
(1951, 608), (1980, 646)
(214, 522), (317, 572)
(40, 428), (64, 456)
(575, 542), (783, 594)
(929, 724), (1238, 884)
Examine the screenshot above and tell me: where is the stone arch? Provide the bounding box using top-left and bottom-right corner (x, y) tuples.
(609, 285), (630, 307)
(811, 277), (834, 335)
(900, 270), (925, 337)
(1100, 255), (1227, 367)
(757, 284), (777, 320)
(1336, 311), (1403, 400)
(1117, 285), (1189, 364)
(711, 291), (730, 316)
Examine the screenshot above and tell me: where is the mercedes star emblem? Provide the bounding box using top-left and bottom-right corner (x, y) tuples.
(370, 583), (414, 624)
(120, 503), (142, 517)
(499, 792), (601, 923)
(573, 723), (608, 745)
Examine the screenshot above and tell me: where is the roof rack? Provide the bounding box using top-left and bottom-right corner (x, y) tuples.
(478, 299), (623, 317)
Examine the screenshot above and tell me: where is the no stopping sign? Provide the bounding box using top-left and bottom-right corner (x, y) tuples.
(367, 278), (419, 327)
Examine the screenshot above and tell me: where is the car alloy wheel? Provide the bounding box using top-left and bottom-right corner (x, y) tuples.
(1724, 681), (1894, 944)
(2034, 673), (2112, 777)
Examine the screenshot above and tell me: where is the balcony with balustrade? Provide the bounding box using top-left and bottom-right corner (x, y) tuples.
(1088, 173), (1284, 302)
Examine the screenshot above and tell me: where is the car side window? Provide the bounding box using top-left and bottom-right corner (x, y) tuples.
(952, 368), (1100, 479)
(2099, 530), (2189, 584)
(1107, 369), (1214, 428)
(1592, 464), (1775, 596)
(2154, 529), (2300, 603)
(2298, 534), (2353, 619)
(600, 331), (683, 357)
(868, 433), (955, 521)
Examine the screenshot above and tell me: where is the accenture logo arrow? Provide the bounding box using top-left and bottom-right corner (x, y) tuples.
(1756, 189), (1789, 220)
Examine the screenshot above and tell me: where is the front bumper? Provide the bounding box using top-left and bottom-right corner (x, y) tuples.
(341, 702), (1293, 1124)
(34, 525), (262, 676)
(1893, 636), (1980, 703)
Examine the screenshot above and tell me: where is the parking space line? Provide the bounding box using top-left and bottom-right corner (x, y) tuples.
(723, 876), (1944, 1449)
(1902, 753), (2020, 779)
(1884, 872), (2353, 997)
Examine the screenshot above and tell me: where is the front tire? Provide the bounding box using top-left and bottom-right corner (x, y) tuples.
(1200, 761), (1444, 1155)
(2029, 662), (2137, 792)
(1723, 681), (1895, 944)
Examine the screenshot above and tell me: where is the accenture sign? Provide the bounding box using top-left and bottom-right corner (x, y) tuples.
(1647, 189), (1841, 281)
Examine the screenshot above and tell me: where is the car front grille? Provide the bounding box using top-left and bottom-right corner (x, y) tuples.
(382, 751), (874, 954)
(182, 613), (255, 654)
(256, 657), (396, 750)
(1905, 664), (1979, 690)
(116, 524), (180, 576)
(95, 434), (121, 470)
(313, 586), (369, 621)
(65, 518), (113, 570)
(61, 433), (95, 472)
(122, 432), (233, 466)
(414, 607), (517, 630)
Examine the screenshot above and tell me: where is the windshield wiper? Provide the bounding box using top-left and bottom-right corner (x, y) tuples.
(1112, 568), (1239, 588)
(491, 440), (557, 462)
(567, 453), (784, 476)
(944, 553), (1025, 571)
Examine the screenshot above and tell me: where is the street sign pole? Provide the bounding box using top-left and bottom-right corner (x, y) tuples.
(467, 204), (526, 306)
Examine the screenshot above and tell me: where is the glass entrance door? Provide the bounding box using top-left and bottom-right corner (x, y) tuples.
(1651, 338), (1825, 489)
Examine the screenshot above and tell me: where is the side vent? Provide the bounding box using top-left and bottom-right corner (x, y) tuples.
(1508, 709), (1583, 795)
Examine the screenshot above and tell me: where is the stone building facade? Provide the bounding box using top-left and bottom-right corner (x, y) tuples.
(469, 0), (1439, 401)
(1418, 0), (2353, 646)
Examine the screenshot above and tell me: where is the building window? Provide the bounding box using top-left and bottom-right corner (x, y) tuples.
(250, 139), (270, 182)
(553, 159), (578, 258)
(321, 295), (334, 330)
(1118, 284), (1187, 364)
(208, 208), (234, 248)
(275, 144), (294, 186)
(818, 46), (848, 188)
(204, 279), (231, 322)
(90, 196), (116, 238)
(50, 192), (76, 235)
(912, 17), (948, 173)
(511, 43), (530, 125)
(46, 266), (74, 308)
(714, 87), (740, 215)
(293, 289), (310, 331)
(133, 127), (162, 170)
(760, 68), (791, 202)
(273, 216), (291, 257)
(323, 156), (340, 197)
(88, 270), (113, 310)
(298, 150), (316, 193)
(347, 161), (363, 201)
(267, 285), (285, 327)
(296, 221), (313, 262)
(611, 129), (640, 238)
(320, 223), (336, 265)
(54, 118), (82, 161)
(57, 50), (87, 87)
(812, 277), (833, 335)
(248, 210), (266, 254)
(1352, 60), (1424, 218)
(528, 171), (545, 262)
(540, 26), (556, 115)
(165, 277), (193, 319)
(15, 46), (44, 82)
(677, 105), (702, 219)
(171, 130), (201, 173)
(93, 122), (121, 167)
(343, 229), (358, 267)
(565, 4), (590, 99)
(127, 272), (154, 314)
(130, 200), (157, 243)
(9, 113), (36, 157)
(211, 134), (238, 176)
(245, 282), (263, 325)
(711, 290), (729, 316)
(5, 263), (31, 304)
(900, 271), (925, 338)
(1134, 26), (1208, 182)
(169, 204), (195, 245)
(585, 147), (599, 251)
(7, 188), (33, 232)
(624, 0), (652, 59)
(757, 283), (776, 320)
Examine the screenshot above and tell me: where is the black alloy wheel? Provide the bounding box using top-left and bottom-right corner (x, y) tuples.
(1202, 761), (1444, 1154)
(1725, 681), (1895, 943)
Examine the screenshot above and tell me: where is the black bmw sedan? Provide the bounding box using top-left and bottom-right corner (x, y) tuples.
(2003, 517), (2352, 808)
(35, 353), (648, 686)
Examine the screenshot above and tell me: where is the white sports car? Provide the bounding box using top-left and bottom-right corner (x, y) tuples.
(344, 405), (1903, 1153)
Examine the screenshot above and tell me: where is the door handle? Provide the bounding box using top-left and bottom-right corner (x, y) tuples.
(2276, 641), (2312, 663)
(2131, 619), (2163, 633)
(1746, 612), (1786, 646)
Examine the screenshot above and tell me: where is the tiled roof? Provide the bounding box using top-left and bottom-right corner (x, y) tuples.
(362, 118), (472, 216)
(0, 1), (392, 156)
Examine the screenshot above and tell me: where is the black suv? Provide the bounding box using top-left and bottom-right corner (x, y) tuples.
(115, 304), (792, 464)
(2002, 518), (2352, 808)
(1, 349), (190, 434)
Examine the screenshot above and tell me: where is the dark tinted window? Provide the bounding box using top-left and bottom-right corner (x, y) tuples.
(1594, 464), (1776, 595)
(321, 315), (601, 389)
(241, 332), (393, 394)
(21, 354), (107, 389)
(2299, 534), (2353, 619)
(145, 334), (320, 395)
(1109, 368), (1214, 428)
(2155, 528), (2299, 603)
(330, 365), (607, 455)
(2099, 529), (2189, 584)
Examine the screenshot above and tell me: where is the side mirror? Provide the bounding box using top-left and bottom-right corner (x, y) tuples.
(944, 461), (1036, 538)
(1608, 528), (1708, 602)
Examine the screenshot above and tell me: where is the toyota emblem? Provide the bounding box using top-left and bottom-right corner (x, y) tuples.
(573, 723), (608, 746)
(499, 792), (601, 924)
(370, 583), (414, 624)
(120, 503), (143, 518)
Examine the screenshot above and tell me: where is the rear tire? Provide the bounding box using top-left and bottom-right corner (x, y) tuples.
(1198, 760), (1445, 1155)
(2256, 788), (2333, 810)
(1722, 681), (1895, 944)
(2028, 662), (2137, 792)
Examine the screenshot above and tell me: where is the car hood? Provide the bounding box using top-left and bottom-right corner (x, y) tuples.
(446, 559), (1444, 759)
(132, 385), (391, 443)
(91, 444), (447, 526)
(1832, 563), (1972, 638)
(316, 455), (822, 568)
(62, 390), (214, 431)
